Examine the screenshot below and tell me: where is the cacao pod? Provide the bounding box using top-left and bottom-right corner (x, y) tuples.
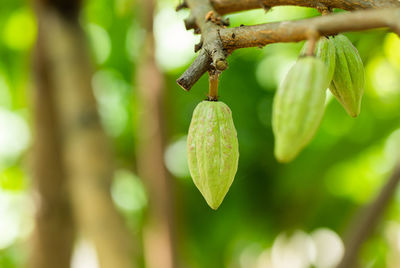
(187, 100), (239, 209)
(330, 34), (365, 117)
(301, 36), (336, 83)
(272, 56), (329, 163)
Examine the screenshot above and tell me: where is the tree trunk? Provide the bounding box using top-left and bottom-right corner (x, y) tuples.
(31, 1), (135, 267)
(28, 15), (75, 267)
(136, 1), (177, 267)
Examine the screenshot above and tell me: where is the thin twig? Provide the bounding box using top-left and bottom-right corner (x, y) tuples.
(337, 163), (400, 268)
(176, 49), (211, 91)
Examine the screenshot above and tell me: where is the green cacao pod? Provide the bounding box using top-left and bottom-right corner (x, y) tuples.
(330, 34), (365, 117)
(301, 36), (336, 83)
(272, 56), (329, 163)
(187, 101), (239, 209)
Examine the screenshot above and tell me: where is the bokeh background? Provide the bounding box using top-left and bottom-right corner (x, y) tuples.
(1, 0), (400, 267)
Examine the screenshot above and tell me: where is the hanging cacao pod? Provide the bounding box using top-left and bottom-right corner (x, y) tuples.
(330, 34), (365, 117)
(272, 56), (329, 163)
(187, 100), (239, 210)
(301, 36), (336, 83)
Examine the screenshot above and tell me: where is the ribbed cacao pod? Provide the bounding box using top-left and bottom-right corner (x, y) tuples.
(301, 36), (336, 82)
(330, 34), (365, 117)
(272, 56), (329, 163)
(187, 101), (239, 209)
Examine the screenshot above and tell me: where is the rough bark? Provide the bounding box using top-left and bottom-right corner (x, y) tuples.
(211, 0), (400, 15)
(220, 8), (400, 50)
(177, 0), (228, 90)
(136, 1), (177, 268)
(176, 49), (211, 91)
(28, 17), (75, 268)
(33, 4), (135, 268)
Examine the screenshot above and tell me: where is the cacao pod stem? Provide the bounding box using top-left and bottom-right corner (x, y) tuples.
(208, 70), (219, 101)
(305, 29), (319, 56)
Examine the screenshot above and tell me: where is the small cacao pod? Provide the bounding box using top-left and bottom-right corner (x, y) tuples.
(272, 56), (329, 163)
(330, 34), (365, 117)
(301, 36), (336, 82)
(187, 100), (239, 209)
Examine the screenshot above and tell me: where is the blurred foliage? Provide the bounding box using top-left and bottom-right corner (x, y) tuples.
(1, 0), (400, 267)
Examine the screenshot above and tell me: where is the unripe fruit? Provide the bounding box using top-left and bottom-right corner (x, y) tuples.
(272, 56), (329, 163)
(302, 36), (336, 83)
(330, 34), (365, 117)
(187, 101), (239, 210)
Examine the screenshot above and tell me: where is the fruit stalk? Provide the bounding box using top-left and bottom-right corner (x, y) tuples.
(208, 70), (219, 101)
(305, 31), (319, 56)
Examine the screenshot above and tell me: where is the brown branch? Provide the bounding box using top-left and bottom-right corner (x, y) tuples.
(337, 163), (400, 268)
(211, 0), (400, 15)
(177, 49), (211, 91)
(177, 5), (400, 90)
(176, 1), (188, 11)
(176, 0), (227, 91)
(220, 8), (400, 50)
(187, 0), (227, 69)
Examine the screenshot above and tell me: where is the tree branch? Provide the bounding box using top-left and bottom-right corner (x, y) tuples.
(211, 0), (400, 15)
(337, 163), (400, 268)
(177, 49), (211, 91)
(177, 3), (400, 91)
(220, 8), (400, 50)
(177, 0), (227, 91)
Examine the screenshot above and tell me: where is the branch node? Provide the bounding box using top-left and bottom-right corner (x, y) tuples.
(205, 10), (214, 22)
(317, 3), (333, 15)
(215, 59), (228, 70)
(184, 16), (197, 30)
(205, 10), (229, 27)
(258, 0), (271, 12)
(194, 41), (203, 52)
(176, 1), (188, 11)
(221, 17), (230, 27)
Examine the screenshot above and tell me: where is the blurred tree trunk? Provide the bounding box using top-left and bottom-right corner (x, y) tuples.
(136, 1), (177, 268)
(29, 15), (75, 268)
(31, 1), (135, 267)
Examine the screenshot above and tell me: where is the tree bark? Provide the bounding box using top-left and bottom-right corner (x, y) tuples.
(28, 16), (75, 267)
(136, 1), (177, 268)
(32, 1), (135, 267)
(211, 0), (400, 15)
(219, 8), (399, 50)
